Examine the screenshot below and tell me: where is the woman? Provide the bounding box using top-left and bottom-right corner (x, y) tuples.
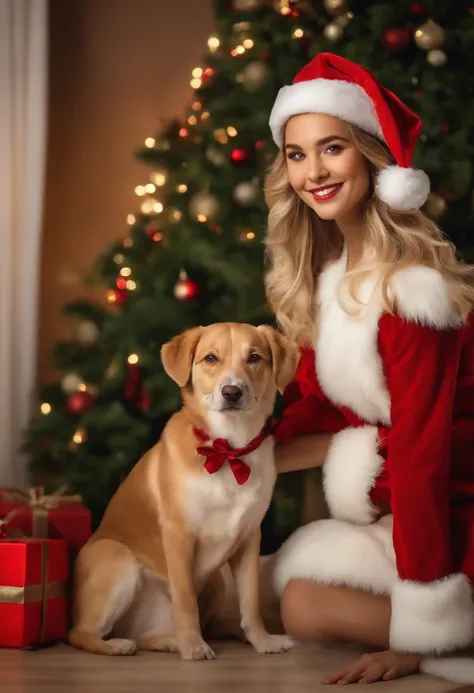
(266, 52), (474, 684)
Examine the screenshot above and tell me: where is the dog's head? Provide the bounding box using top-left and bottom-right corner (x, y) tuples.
(161, 323), (299, 418)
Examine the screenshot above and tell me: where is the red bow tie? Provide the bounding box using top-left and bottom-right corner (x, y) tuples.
(193, 419), (273, 485)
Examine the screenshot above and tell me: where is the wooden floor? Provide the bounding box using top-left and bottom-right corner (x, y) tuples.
(0, 641), (467, 693)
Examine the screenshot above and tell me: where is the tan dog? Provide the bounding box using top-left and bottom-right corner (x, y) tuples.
(68, 322), (299, 660)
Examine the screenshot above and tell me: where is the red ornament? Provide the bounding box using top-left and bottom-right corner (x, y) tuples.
(231, 148), (251, 165)
(116, 277), (127, 290)
(174, 275), (200, 301)
(67, 391), (95, 416)
(382, 26), (411, 53)
(255, 139), (265, 151)
(441, 122), (451, 134)
(409, 2), (425, 16)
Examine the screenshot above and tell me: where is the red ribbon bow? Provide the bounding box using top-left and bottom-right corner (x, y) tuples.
(193, 419), (274, 486)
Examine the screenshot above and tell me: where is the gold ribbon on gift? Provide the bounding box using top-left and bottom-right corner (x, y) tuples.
(0, 540), (67, 643)
(0, 486), (82, 539)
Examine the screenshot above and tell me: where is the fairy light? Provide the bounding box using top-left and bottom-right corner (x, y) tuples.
(73, 430), (86, 444)
(201, 111), (210, 121)
(145, 137), (155, 148)
(192, 101), (202, 111)
(177, 184), (188, 193)
(135, 185), (145, 196)
(123, 238), (133, 248)
(236, 45), (245, 54)
(114, 253), (124, 264)
(126, 280), (136, 290)
(192, 67), (203, 78)
(197, 214), (207, 223)
(127, 214), (136, 225)
(150, 171), (167, 186)
(208, 36), (220, 51)
(40, 403), (51, 415)
(231, 49), (239, 57)
(246, 231), (256, 240)
(170, 210), (183, 222)
(190, 78), (202, 89)
(179, 128), (189, 137)
(128, 354), (139, 365)
(145, 183), (156, 193)
(243, 39), (254, 49)
(152, 231), (164, 242)
(78, 383), (87, 392)
(120, 267), (132, 277)
(227, 126), (238, 137)
(293, 28), (304, 38)
(188, 115), (198, 125)
(153, 202), (164, 213)
(141, 200), (154, 214)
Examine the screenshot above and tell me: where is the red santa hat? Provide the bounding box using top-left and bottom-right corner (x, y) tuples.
(269, 52), (430, 211)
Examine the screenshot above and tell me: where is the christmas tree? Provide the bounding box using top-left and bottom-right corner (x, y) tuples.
(25, 0), (474, 542)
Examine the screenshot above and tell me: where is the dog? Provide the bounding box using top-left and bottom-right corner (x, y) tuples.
(68, 322), (299, 660)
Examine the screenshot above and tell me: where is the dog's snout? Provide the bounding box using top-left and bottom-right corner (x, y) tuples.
(221, 385), (243, 403)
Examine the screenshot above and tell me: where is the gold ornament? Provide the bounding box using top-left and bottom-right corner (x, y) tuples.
(427, 49), (447, 67)
(423, 192), (447, 220)
(323, 0), (347, 15)
(241, 61), (270, 91)
(414, 19), (445, 51)
(189, 191), (220, 220)
(324, 21), (344, 42)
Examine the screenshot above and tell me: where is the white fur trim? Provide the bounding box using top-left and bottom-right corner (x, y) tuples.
(323, 426), (384, 525)
(390, 265), (462, 329)
(376, 165), (430, 210)
(273, 516), (396, 597)
(316, 250), (391, 424)
(269, 79), (383, 148)
(420, 657), (474, 685)
(390, 574), (474, 654)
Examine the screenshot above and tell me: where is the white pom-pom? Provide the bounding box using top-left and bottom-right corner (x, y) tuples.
(375, 165), (430, 210)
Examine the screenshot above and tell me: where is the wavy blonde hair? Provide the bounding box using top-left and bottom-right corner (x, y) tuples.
(264, 124), (474, 345)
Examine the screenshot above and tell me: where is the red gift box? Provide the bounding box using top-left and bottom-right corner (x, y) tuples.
(0, 538), (68, 648)
(0, 487), (91, 553)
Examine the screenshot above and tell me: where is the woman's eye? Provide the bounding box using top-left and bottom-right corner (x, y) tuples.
(247, 353), (262, 363)
(287, 151), (304, 161)
(326, 144), (343, 154)
(204, 353), (218, 363)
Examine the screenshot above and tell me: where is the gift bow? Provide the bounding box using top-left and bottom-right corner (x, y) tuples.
(0, 485), (82, 538)
(193, 418), (273, 486)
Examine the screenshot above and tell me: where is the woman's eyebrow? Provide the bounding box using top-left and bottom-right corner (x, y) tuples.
(284, 135), (350, 150)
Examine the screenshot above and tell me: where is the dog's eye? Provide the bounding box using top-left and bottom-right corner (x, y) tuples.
(247, 353), (262, 363)
(204, 353), (218, 363)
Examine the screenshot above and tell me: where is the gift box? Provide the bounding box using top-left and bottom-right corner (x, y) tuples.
(0, 487), (91, 553)
(0, 538), (68, 648)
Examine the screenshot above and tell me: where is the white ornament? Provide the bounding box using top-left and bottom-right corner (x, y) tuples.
(427, 49), (447, 67)
(61, 372), (83, 394)
(234, 181), (259, 205)
(76, 320), (99, 345)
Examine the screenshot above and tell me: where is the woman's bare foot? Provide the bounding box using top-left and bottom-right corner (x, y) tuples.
(322, 650), (421, 684)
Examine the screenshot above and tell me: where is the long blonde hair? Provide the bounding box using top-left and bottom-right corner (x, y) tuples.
(264, 124), (474, 345)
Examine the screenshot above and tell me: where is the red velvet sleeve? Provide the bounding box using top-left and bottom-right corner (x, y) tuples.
(379, 313), (465, 582)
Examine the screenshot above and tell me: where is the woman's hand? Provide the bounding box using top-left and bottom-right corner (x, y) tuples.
(321, 650), (421, 685)
(274, 433), (333, 474)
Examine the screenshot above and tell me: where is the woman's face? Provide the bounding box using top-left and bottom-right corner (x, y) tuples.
(284, 113), (371, 224)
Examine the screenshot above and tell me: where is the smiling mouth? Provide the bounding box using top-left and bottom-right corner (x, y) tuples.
(308, 183), (343, 202)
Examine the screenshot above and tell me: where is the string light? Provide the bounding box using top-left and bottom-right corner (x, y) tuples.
(150, 171), (167, 186)
(201, 111), (210, 121)
(127, 214), (136, 225)
(116, 277), (127, 290)
(214, 129), (228, 144)
(246, 231), (256, 240)
(78, 383), (87, 392)
(192, 101), (202, 111)
(190, 78), (202, 89)
(208, 36), (220, 51)
(152, 231), (164, 242)
(128, 354), (139, 364)
(177, 184), (188, 193)
(154, 202), (164, 213)
(243, 39), (254, 49)
(179, 128), (189, 137)
(126, 280), (137, 290)
(106, 289), (117, 303)
(123, 238), (133, 248)
(188, 115), (198, 125)
(40, 403), (51, 415)
(227, 126), (238, 137)
(144, 137), (155, 148)
(236, 45), (246, 54)
(135, 185), (145, 196)
(73, 429), (87, 444)
(120, 267), (132, 277)
(170, 209), (183, 222)
(145, 183), (156, 193)
(231, 49), (239, 57)
(192, 67), (203, 78)
(197, 214), (207, 223)
(293, 28), (304, 38)
(114, 253), (124, 264)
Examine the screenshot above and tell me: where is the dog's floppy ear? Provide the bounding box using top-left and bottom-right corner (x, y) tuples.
(161, 327), (204, 387)
(257, 325), (300, 394)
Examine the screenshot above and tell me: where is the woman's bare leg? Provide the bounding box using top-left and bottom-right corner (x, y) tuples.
(280, 578), (391, 647)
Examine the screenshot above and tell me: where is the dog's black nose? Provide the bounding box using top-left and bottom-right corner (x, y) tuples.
(222, 385), (243, 403)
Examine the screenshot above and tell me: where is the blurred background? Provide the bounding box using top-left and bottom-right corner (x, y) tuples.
(2, 0), (473, 549)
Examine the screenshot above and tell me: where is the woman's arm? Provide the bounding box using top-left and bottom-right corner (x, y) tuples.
(274, 432), (333, 474)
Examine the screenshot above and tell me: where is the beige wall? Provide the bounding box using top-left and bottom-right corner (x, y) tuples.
(38, 0), (214, 382)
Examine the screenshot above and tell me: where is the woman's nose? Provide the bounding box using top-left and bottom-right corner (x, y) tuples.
(307, 156), (329, 183)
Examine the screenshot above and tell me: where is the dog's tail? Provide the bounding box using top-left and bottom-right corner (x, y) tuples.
(421, 656), (474, 684)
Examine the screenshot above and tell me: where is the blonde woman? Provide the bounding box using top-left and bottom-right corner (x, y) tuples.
(266, 53), (474, 684)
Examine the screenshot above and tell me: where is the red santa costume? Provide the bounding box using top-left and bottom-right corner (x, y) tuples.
(268, 53), (474, 658)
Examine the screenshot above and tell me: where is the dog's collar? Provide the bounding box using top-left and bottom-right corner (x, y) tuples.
(193, 418), (274, 485)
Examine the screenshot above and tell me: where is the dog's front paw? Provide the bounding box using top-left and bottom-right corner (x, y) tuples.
(251, 633), (296, 654)
(179, 634), (216, 661)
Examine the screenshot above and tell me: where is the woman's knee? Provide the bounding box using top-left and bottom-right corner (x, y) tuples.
(280, 579), (334, 642)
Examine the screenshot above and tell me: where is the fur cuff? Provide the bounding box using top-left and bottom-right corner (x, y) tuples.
(390, 574), (474, 654)
(323, 426), (383, 525)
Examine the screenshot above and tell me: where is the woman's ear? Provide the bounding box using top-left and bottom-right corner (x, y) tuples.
(257, 325), (300, 394)
(161, 327), (204, 387)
